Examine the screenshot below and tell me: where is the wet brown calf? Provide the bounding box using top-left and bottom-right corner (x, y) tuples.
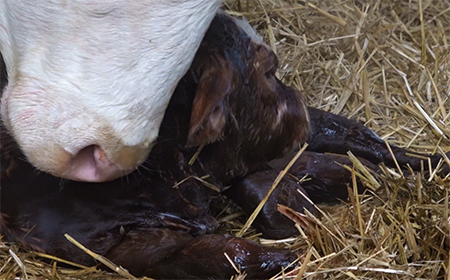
(1, 12), (449, 279)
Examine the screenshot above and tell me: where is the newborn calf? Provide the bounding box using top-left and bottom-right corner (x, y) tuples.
(1, 12), (307, 279)
(1, 11), (449, 279)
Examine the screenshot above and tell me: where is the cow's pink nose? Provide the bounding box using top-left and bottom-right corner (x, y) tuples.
(64, 145), (135, 182)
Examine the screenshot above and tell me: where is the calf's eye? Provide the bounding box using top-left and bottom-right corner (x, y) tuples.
(264, 66), (276, 79)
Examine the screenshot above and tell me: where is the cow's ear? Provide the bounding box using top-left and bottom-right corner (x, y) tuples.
(186, 59), (232, 147)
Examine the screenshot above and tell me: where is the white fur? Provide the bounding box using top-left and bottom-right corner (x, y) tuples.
(0, 0), (222, 179)
(232, 16), (263, 44)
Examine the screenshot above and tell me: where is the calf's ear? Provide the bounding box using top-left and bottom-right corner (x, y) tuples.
(186, 59), (232, 147)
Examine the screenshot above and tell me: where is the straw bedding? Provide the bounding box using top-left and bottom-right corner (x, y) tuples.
(1, 0), (449, 279)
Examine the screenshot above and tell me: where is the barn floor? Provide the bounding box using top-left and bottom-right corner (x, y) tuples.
(1, 0), (450, 279)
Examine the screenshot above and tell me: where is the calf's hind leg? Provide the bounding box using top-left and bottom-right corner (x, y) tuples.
(106, 228), (296, 279)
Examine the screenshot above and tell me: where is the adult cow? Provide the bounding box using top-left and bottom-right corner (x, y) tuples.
(0, 0), (222, 182)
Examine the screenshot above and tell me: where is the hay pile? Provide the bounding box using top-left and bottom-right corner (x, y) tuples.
(1, 0), (449, 279)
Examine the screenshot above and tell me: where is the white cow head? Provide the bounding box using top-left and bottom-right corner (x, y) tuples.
(0, 0), (222, 182)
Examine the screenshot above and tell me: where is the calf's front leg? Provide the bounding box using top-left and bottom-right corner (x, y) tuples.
(307, 107), (449, 175)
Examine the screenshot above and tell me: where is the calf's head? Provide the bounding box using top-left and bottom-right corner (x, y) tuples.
(184, 14), (310, 176)
(0, 0), (222, 182)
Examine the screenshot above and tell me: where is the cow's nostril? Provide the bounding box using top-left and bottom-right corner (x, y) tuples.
(66, 145), (130, 182)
